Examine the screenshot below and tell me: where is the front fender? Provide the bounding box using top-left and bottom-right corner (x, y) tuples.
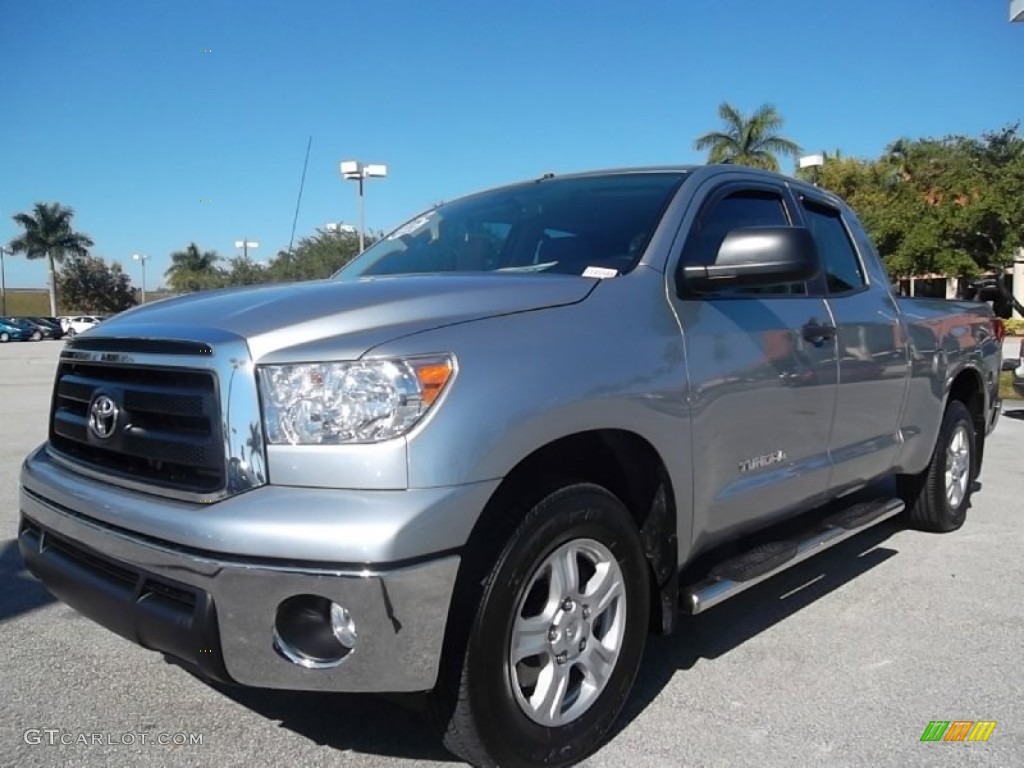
(365, 272), (694, 549)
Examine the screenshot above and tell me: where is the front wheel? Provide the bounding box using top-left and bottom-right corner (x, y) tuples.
(0, 332), (9, 343)
(897, 399), (976, 532)
(434, 483), (650, 768)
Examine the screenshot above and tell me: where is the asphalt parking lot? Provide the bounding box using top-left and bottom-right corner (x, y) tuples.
(1, 339), (1022, 768)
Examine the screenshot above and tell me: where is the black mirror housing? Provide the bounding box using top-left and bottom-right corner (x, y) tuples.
(682, 226), (820, 290)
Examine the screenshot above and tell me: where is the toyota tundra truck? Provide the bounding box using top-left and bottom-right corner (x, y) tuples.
(18, 166), (1003, 767)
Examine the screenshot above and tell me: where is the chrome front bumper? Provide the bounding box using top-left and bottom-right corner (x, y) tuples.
(19, 454), (467, 693)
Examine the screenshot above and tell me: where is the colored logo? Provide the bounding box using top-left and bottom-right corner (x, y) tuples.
(920, 721), (996, 742)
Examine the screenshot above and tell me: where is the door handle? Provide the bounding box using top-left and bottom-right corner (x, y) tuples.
(802, 321), (836, 344)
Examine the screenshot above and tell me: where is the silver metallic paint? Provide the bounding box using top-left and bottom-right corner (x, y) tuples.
(19, 490), (458, 692)
(99, 275), (597, 365)
(23, 447), (499, 562)
(19, 165), (1002, 695)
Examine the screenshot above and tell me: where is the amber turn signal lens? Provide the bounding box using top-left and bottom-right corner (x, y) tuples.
(414, 360), (454, 406)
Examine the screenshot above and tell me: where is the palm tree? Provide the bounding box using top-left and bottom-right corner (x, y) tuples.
(884, 138), (914, 182)
(694, 102), (801, 172)
(8, 202), (94, 315)
(165, 243), (224, 293)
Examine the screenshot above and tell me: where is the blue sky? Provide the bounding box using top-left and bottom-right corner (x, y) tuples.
(2, 0), (1021, 290)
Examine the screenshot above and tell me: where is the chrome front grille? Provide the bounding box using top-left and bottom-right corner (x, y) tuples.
(49, 358), (225, 494)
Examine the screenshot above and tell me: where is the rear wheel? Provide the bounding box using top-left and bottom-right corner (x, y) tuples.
(898, 400), (976, 532)
(31, 330), (42, 341)
(434, 483), (649, 768)
(66, 328), (76, 337)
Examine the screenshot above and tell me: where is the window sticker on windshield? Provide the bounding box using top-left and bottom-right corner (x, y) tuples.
(388, 215), (432, 239)
(582, 266), (618, 279)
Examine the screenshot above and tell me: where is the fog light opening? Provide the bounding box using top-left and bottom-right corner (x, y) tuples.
(273, 595), (358, 669)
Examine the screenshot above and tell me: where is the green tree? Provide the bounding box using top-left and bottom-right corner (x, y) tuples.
(266, 228), (367, 282)
(694, 102), (801, 172)
(57, 255), (138, 313)
(951, 125), (1024, 272)
(224, 256), (272, 286)
(815, 125), (1024, 282)
(165, 243), (225, 293)
(8, 202), (95, 315)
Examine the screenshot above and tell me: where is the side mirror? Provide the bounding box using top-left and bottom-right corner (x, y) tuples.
(682, 226), (820, 290)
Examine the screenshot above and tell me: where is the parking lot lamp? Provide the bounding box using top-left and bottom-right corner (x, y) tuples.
(132, 253), (149, 304)
(340, 161), (388, 254)
(798, 154), (826, 186)
(234, 238), (259, 261)
(0, 246), (9, 315)
(325, 222), (357, 234)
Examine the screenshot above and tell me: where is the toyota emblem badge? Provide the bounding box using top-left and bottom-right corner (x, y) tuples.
(88, 394), (119, 440)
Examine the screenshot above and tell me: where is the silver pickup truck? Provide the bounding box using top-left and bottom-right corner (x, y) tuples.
(19, 166), (1003, 767)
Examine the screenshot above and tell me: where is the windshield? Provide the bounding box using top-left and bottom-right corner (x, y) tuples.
(336, 172), (686, 280)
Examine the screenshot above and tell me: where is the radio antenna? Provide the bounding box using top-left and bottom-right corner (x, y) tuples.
(288, 135), (313, 253)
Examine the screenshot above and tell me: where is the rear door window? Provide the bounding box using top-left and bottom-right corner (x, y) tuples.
(801, 200), (866, 294)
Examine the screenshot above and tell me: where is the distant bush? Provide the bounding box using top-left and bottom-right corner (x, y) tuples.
(1005, 318), (1024, 336)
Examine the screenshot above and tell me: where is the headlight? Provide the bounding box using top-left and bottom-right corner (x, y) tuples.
(257, 356), (454, 445)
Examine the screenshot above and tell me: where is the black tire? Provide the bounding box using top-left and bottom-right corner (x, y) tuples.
(897, 400), (976, 533)
(433, 483), (649, 768)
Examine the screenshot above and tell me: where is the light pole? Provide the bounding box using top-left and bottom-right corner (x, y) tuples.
(234, 238), (259, 261)
(340, 160), (387, 253)
(0, 246), (9, 316)
(798, 153), (826, 186)
(132, 253), (149, 304)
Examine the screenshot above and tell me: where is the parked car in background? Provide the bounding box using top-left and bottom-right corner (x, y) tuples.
(63, 316), (103, 337)
(29, 317), (66, 340)
(59, 316), (99, 333)
(0, 317), (32, 342)
(18, 317), (63, 340)
(1, 317), (45, 341)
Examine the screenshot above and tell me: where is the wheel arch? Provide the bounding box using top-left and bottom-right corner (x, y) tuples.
(456, 429), (680, 640)
(945, 365), (986, 477)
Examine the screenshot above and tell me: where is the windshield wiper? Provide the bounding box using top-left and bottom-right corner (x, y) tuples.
(495, 261), (558, 273)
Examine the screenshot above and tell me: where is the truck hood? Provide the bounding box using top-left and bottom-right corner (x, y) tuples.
(93, 274), (597, 362)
